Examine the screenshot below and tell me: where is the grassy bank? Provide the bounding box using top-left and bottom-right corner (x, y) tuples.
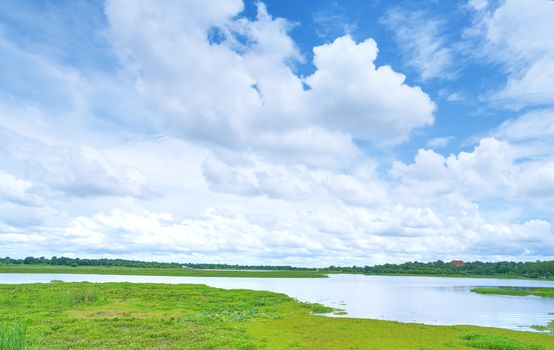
(0, 264), (327, 278)
(358, 272), (554, 281)
(471, 287), (554, 298)
(0, 283), (553, 349)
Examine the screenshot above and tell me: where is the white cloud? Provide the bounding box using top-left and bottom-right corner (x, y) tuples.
(381, 8), (456, 80)
(393, 138), (516, 199)
(50, 207), (330, 261)
(105, 2), (436, 159)
(517, 162), (554, 198)
(5, 196), (551, 266)
(426, 136), (454, 148)
(255, 128), (360, 168)
(32, 146), (151, 198)
(6, 136), (153, 199)
(304, 36), (436, 144)
(467, 0), (554, 107)
(495, 109), (554, 142)
(0, 170), (41, 206)
(492, 109), (554, 170)
(392, 136), (554, 203)
(312, 2), (356, 39)
(0, 35), (87, 115)
(467, 0), (488, 11)
(323, 174), (388, 208)
(445, 92), (466, 102)
(202, 156), (259, 197)
(201, 151), (389, 208)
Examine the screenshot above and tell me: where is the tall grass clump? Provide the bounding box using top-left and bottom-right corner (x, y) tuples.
(58, 288), (98, 307)
(461, 333), (546, 350)
(0, 323), (26, 350)
(298, 301), (333, 314)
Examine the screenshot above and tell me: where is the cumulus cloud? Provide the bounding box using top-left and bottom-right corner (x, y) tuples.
(4, 198), (551, 266)
(392, 138), (517, 199)
(392, 136), (554, 202)
(304, 36), (436, 144)
(46, 207), (330, 261)
(105, 1), (435, 161)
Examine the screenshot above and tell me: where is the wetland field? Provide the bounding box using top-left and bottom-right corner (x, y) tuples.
(1, 282), (554, 350)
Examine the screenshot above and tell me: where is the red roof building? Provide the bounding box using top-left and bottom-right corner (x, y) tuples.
(450, 260), (464, 267)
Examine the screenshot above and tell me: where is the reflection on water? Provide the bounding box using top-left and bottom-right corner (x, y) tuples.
(1, 273), (553, 332)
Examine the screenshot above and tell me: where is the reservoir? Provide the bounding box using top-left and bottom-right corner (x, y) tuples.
(1, 273), (553, 332)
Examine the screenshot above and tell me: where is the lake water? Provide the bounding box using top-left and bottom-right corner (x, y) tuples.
(1, 273), (553, 332)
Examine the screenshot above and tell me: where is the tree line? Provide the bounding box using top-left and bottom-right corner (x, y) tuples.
(0, 256), (182, 268)
(0, 256), (312, 271)
(1, 256), (553, 278)
(321, 260), (554, 278)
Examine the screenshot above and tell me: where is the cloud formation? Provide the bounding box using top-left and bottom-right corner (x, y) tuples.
(381, 8), (456, 80)
(0, 0), (553, 265)
(105, 1), (435, 159)
(467, 0), (554, 107)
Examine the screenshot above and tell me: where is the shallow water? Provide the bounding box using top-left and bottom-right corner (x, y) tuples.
(1, 273), (553, 332)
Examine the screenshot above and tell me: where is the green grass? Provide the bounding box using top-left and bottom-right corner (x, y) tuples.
(358, 272), (554, 281)
(1, 283), (553, 349)
(461, 333), (546, 350)
(531, 322), (554, 335)
(0, 322), (27, 350)
(57, 288), (99, 307)
(471, 287), (554, 298)
(0, 264), (327, 278)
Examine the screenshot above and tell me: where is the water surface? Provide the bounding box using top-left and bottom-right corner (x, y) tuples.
(1, 273), (553, 332)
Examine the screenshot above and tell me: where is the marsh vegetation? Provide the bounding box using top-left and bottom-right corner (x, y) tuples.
(0, 264), (327, 278)
(0, 322), (26, 350)
(1, 282), (553, 349)
(472, 287), (554, 298)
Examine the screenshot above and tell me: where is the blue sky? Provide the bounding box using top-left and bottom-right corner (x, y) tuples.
(0, 0), (553, 266)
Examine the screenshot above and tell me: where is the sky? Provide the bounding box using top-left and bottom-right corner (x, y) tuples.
(0, 0), (553, 266)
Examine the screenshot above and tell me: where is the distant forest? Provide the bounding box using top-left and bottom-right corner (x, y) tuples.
(332, 260), (554, 279)
(1, 256), (553, 279)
